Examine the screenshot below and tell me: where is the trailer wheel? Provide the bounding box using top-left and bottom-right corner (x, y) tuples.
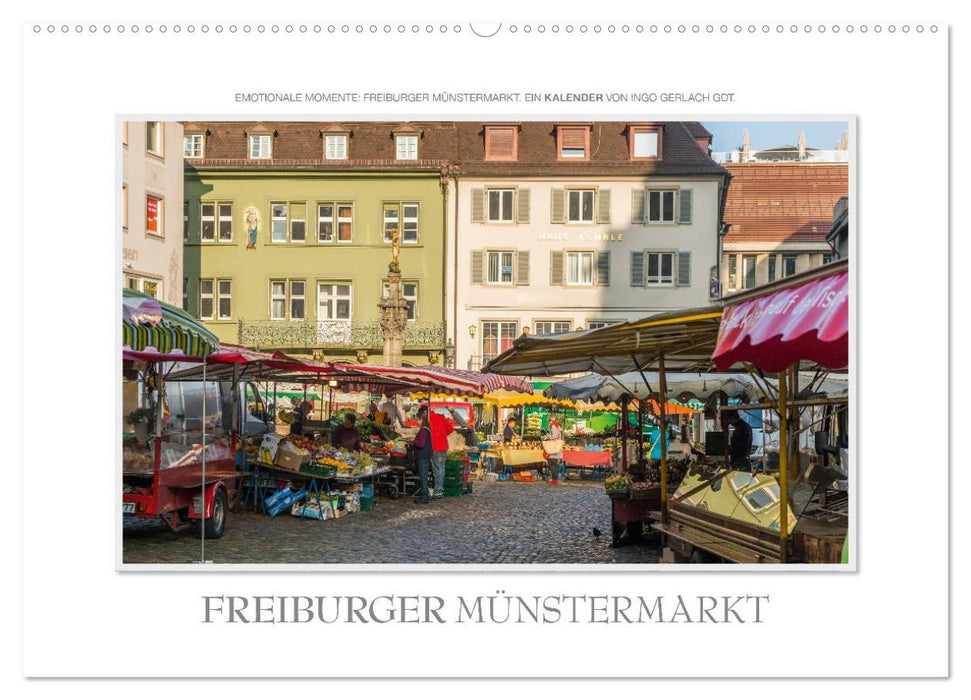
(201, 488), (228, 539)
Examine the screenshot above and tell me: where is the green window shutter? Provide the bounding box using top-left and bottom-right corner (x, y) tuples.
(550, 250), (564, 285)
(471, 250), (484, 285)
(677, 252), (691, 286)
(631, 189), (646, 224)
(597, 189), (612, 224)
(471, 188), (485, 223)
(596, 251), (610, 287)
(679, 188), (693, 224)
(550, 188), (565, 224)
(517, 188), (530, 224)
(630, 251), (645, 286)
(516, 250), (530, 286)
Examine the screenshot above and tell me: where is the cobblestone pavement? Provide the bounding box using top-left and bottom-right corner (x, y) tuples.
(122, 478), (660, 565)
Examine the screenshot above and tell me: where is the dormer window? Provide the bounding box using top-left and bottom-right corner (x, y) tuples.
(485, 125), (518, 161)
(324, 134), (348, 160)
(396, 134), (419, 160)
(557, 125), (590, 160)
(630, 125), (663, 159)
(183, 133), (205, 158)
(249, 134), (272, 159)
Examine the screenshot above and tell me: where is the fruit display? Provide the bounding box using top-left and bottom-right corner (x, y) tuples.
(122, 446), (153, 473)
(605, 474), (630, 491)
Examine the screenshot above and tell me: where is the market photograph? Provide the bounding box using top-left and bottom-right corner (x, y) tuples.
(120, 119), (851, 566)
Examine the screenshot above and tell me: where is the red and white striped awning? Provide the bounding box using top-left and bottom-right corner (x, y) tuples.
(332, 365), (532, 397)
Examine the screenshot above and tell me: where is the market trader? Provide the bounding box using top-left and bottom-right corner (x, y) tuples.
(290, 401), (313, 437)
(724, 410), (754, 471)
(428, 407), (455, 499)
(503, 417), (518, 443)
(331, 412), (365, 451)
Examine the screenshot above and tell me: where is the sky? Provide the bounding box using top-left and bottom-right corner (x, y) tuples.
(701, 121), (849, 152)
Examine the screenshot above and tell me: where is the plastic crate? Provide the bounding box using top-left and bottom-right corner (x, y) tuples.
(360, 495), (374, 512)
(361, 483), (375, 498)
(444, 485), (464, 497)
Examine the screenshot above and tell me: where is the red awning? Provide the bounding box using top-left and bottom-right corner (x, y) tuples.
(712, 269), (848, 372)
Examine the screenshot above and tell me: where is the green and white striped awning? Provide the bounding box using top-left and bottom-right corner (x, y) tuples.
(122, 288), (219, 360)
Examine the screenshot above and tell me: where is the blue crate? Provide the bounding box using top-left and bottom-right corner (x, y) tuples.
(264, 486), (292, 510)
(361, 483), (374, 498)
(267, 488), (306, 517)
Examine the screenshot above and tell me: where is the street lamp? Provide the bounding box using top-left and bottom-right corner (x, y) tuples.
(327, 378), (339, 420)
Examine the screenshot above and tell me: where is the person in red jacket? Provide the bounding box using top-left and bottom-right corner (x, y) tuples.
(428, 408), (455, 498)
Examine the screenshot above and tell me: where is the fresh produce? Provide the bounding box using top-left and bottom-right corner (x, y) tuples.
(605, 474), (630, 491)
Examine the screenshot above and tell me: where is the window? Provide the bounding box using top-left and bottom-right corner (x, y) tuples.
(768, 255), (777, 283)
(182, 279), (188, 311)
(318, 283), (352, 320)
(630, 126), (661, 159)
(183, 200), (189, 240)
(200, 202), (232, 242)
(324, 134), (348, 159)
(218, 203), (232, 241)
(742, 255), (757, 289)
(249, 134), (272, 159)
(317, 203), (353, 242)
(481, 321), (518, 361)
(727, 255), (738, 291)
(487, 189), (515, 222)
(648, 190), (676, 223)
(557, 126), (589, 160)
(587, 321), (620, 330)
(271, 203), (288, 242)
(145, 194), (163, 237)
(782, 255), (798, 278)
(289, 203), (307, 242)
(395, 134), (418, 160)
(567, 190), (595, 223)
(647, 252), (675, 286)
(566, 251), (594, 286)
(485, 125), (518, 161)
(383, 281), (419, 321)
(199, 280), (214, 319)
(200, 203), (215, 241)
(183, 134), (204, 158)
(822, 253), (833, 265)
(125, 274), (161, 299)
(146, 122), (163, 156)
(384, 203), (419, 244)
(486, 251), (515, 285)
(270, 280), (305, 320)
(122, 185), (128, 233)
(217, 280), (232, 319)
(533, 321), (571, 335)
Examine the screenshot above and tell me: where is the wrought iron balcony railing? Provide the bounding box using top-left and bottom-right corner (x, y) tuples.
(237, 319), (445, 350)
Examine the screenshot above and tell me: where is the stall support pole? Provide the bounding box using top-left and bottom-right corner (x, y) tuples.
(637, 400), (645, 464)
(620, 396), (629, 473)
(658, 355), (669, 523)
(200, 361), (208, 564)
(778, 366), (790, 563)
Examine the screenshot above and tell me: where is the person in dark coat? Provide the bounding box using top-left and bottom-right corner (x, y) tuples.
(411, 406), (434, 504)
(725, 410), (753, 471)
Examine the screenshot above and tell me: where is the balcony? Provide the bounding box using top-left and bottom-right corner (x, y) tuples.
(237, 319), (445, 351)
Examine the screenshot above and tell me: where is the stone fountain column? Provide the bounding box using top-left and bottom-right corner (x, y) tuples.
(378, 228), (409, 368)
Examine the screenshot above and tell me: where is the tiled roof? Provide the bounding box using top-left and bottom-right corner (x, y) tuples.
(721, 162), (849, 244)
(182, 121), (726, 177)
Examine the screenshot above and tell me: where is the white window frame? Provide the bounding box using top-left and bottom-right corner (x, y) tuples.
(145, 193), (164, 238)
(566, 251), (595, 286)
(146, 122), (163, 157)
(270, 280), (288, 320)
(199, 279), (215, 320)
(487, 189), (515, 223)
(289, 280), (306, 320)
(271, 202), (288, 243)
(200, 202), (216, 242)
(742, 254), (757, 289)
(217, 280), (233, 320)
(481, 321), (519, 361)
(125, 274), (162, 300)
(324, 134), (348, 160)
(183, 134), (204, 158)
(631, 128), (660, 158)
(586, 320), (621, 330)
(646, 251), (676, 286)
(384, 203), (419, 244)
(485, 250), (515, 286)
(218, 203), (233, 241)
(395, 134), (418, 160)
(317, 283), (353, 321)
(182, 199), (188, 241)
(249, 134), (272, 159)
(566, 189), (596, 223)
(289, 204), (307, 243)
(316, 202), (355, 244)
(648, 189), (677, 224)
(533, 320), (572, 336)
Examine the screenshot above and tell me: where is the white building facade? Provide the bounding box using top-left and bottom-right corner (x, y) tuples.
(446, 122), (728, 370)
(122, 120), (185, 307)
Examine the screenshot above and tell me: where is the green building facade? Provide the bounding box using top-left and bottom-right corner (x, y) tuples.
(182, 167), (448, 364)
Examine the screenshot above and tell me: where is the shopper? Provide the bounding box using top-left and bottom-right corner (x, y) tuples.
(503, 417), (518, 443)
(545, 416), (565, 484)
(378, 395), (406, 428)
(330, 412), (365, 451)
(725, 410), (753, 471)
(290, 400), (313, 437)
(411, 407), (433, 504)
(428, 407), (455, 498)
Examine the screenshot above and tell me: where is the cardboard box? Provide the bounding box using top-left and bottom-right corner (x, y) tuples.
(259, 434), (285, 464)
(274, 440), (311, 471)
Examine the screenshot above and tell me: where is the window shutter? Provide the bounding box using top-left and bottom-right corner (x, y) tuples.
(516, 250), (530, 286)
(597, 189), (611, 224)
(677, 252), (691, 286)
(561, 127), (587, 149)
(756, 254), (769, 286)
(631, 189), (646, 224)
(630, 251), (645, 287)
(596, 251), (610, 286)
(517, 188), (530, 224)
(550, 250), (564, 285)
(471, 188), (485, 223)
(488, 127), (516, 159)
(550, 189), (565, 224)
(679, 188), (693, 224)
(471, 250), (484, 285)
